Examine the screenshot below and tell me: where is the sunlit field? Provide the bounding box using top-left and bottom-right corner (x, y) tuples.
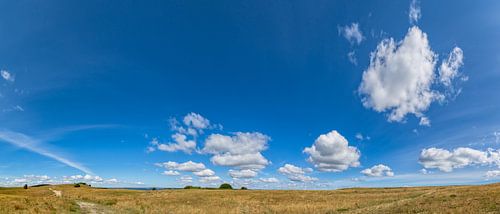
(0, 183), (499, 213)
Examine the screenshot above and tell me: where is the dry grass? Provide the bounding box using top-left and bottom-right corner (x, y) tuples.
(0, 183), (499, 213)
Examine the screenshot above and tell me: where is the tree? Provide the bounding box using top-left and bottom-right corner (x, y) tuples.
(23, 184), (28, 189)
(240, 187), (248, 190)
(219, 183), (233, 189)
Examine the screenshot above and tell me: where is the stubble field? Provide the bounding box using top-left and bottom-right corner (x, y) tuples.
(0, 183), (499, 213)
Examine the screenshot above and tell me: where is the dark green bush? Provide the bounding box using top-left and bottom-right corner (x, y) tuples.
(241, 187), (248, 190)
(184, 185), (201, 189)
(23, 184), (28, 189)
(74, 183), (81, 188)
(219, 183), (233, 189)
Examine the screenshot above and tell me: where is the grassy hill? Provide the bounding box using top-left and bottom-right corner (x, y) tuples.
(0, 183), (499, 213)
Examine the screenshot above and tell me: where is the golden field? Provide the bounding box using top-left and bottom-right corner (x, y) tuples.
(0, 183), (499, 214)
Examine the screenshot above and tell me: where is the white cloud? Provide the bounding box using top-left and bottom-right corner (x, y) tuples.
(159, 161), (207, 172)
(203, 132), (270, 170)
(64, 174), (104, 183)
(409, 0), (421, 24)
(179, 175), (193, 183)
(3, 174), (126, 186)
(359, 23), (467, 124)
(486, 170), (500, 178)
(193, 169), (216, 177)
(359, 26), (442, 122)
(348, 51), (357, 65)
(355, 133), (364, 141)
(199, 175), (221, 183)
(162, 170), (180, 176)
(149, 113), (220, 153)
(278, 164), (312, 175)
(339, 23), (364, 45)
(14, 178), (27, 183)
(303, 130), (360, 172)
(361, 164), (394, 177)
(439, 47), (465, 87)
(183, 112), (211, 130)
(106, 178), (119, 183)
(210, 153), (269, 170)
(487, 148), (500, 166)
(84, 174), (103, 182)
(157, 160), (221, 180)
(259, 177), (279, 183)
(419, 147), (494, 172)
(228, 169), (258, 178)
(355, 133), (370, 141)
(420, 168), (429, 174)
(278, 164), (317, 182)
(1, 70), (14, 82)
(419, 116), (431, 126)
(154, 134), (196, 154)
(0, 130), (93, 174)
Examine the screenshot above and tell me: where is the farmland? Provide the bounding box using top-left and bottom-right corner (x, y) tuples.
(0, 183), (499, 213)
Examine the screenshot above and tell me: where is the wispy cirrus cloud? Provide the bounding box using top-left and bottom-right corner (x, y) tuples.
(0, 130), (93, 174)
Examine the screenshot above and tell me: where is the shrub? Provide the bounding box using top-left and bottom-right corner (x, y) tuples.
(241, 187), (248, 190)
(184, 185), (201, 189)
(74, 184), (81, 188)
(23, 184), (28, 189)
(219, 183), (233, 189)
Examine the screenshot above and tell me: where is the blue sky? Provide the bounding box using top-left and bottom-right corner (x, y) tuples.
(1, 0), (500, 189)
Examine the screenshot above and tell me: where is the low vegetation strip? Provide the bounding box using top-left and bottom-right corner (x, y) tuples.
(0, 183), (498, 213)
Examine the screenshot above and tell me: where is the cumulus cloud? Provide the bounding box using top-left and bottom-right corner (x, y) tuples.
(156, 160), (221, 181)
(348, 51), (357, 65)
(303, 130), (360, 172)
(162, 170), (180, 176)
(419, 116), (431, 126)
(409, 0), (421, 24)
(14, 178), (28, 183)
(183, 112), (211, 130)
(148, 113), (221, 153)
(361, 164), (394, 177)
(228, 169), (258, 178)
(203, 132), (270, 170)
(494, 132), (500, 143)
(259, 177), (279, 183)
(420, 168), (429, 174)
(278, 164), (317, 182)
(62, 174), (108, 183)
(359, 27), (441, 122)
(106, 178), (119, 183)
(339, 23), (364, 45)
(153, 134), (196, 154)
(1, 70), (14, 82)
(158, 161), (207, 172)
(6, 175), (131, 186)
(179, 175), (193, 183)
(439, 47), (465, 89)
(199, 175), (221, 183)
(12, 175), (51, 184)
(359, 25), (466, 124)
(486, 170), (500, 178)
(193, 169), (216, 177)
(355, 133), (370, 141)
(418, 147), (500, 172)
